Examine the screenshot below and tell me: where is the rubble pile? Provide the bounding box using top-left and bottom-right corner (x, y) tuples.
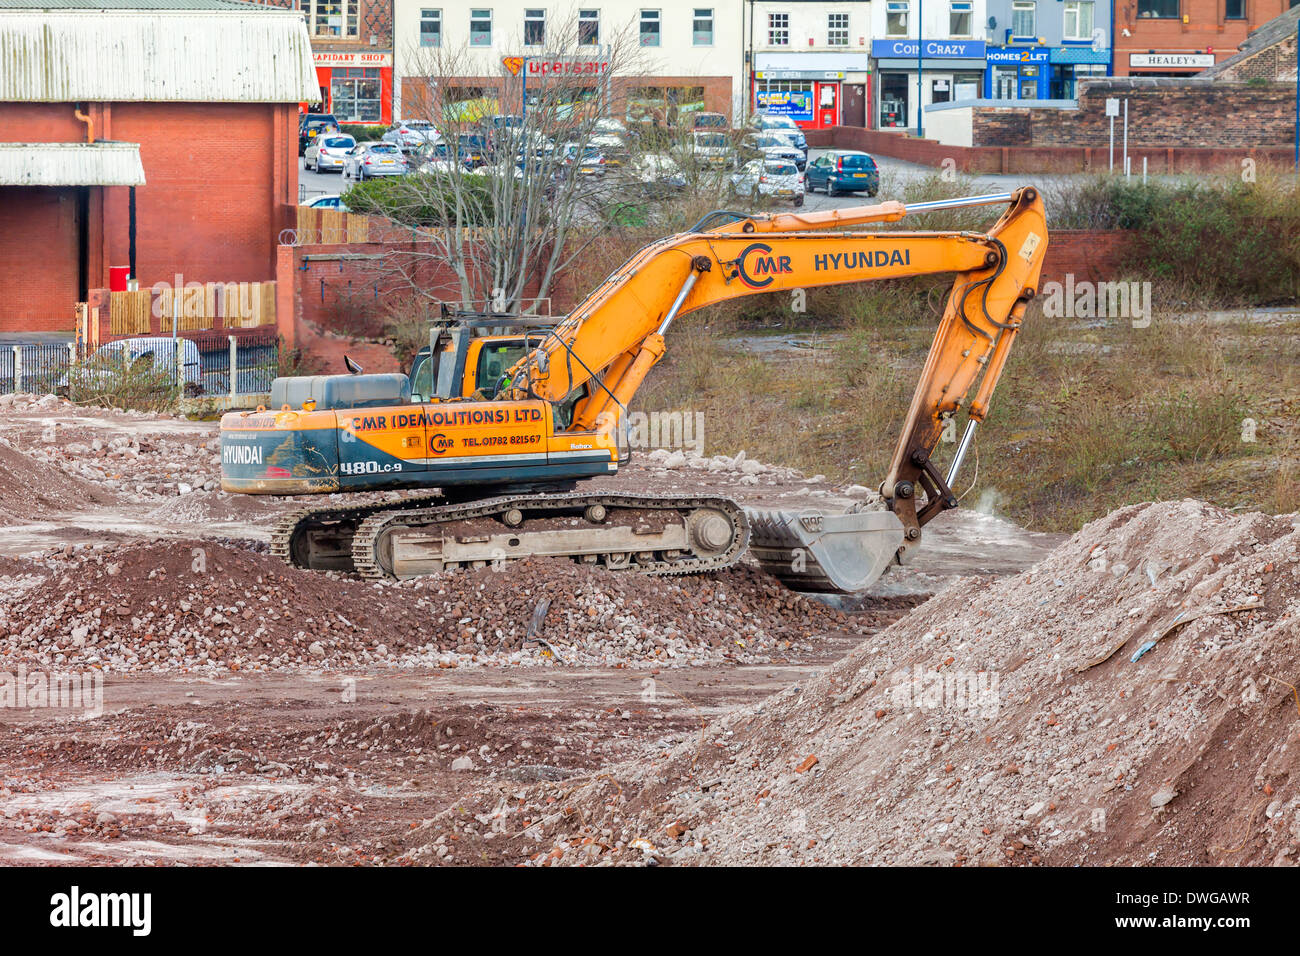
(0, 540), (907, 673)
(430, 500), (1300, 867)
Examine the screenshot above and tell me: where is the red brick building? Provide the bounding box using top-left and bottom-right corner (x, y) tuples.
(0, 0), (318, 335)
(1113, 0), (1295, 76)
(254, 0), (396, 127)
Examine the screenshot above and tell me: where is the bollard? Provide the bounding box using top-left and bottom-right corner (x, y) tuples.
(12, 345), (21, 395)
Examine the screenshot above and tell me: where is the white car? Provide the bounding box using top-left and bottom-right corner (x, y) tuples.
(62, 337), (203, 393)
(730, 159), (804, 205)
(342, 143), (409, 181)
(302, 194), (350, 211)
(304, 132), (356, 173)
(628, 153), (686, 193)
(382, 119), (441, 152)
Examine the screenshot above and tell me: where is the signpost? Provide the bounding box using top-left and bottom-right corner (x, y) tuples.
(1105, 96), (1118, 171)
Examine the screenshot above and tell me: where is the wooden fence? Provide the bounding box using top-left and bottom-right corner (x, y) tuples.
(107, 282), (276, 336)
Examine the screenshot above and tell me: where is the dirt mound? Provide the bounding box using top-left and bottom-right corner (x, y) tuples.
(0, 438), (118, 524)
(415, 500), (1300, 866)
(0, 539), (910, 673)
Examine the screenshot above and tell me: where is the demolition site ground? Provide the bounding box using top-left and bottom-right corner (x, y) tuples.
(0, 393), (1296, 867)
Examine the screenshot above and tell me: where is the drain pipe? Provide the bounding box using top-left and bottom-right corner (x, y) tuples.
(74, 105), (95, 144)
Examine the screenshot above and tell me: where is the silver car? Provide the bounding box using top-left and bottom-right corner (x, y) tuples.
(304, 132), (356, 173)
(382, 119), (441, 152)
(342, 142), (409, 181)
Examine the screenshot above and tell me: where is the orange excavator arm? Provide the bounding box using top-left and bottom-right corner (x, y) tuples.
(505, 186), (1047, 557)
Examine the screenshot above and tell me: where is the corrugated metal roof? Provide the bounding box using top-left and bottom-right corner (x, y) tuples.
(0, 9), (320, 103)
(0, 141), (145, 185)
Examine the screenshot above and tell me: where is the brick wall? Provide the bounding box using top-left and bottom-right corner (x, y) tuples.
(1040, 230), (1135, 287)
(813, 124), (1294, 174)
(1113, 0), (1291, 76)
(277, 236), (579, 361)
(0, 188), (81, 330)
(983, 79), (1300, 148)
(1213, 29), (1299, 82)
(0, 101), (298, 335)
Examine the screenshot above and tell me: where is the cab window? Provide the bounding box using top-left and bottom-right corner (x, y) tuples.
(474, 344), (528, 398)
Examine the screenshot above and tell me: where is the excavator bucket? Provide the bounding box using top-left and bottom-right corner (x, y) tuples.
(744, 508), (906, 593)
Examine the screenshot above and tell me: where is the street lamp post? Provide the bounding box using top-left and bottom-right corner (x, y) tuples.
(917, 0), (924, 137)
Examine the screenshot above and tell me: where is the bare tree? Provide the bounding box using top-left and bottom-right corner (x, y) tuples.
(340, 7), (758, 319)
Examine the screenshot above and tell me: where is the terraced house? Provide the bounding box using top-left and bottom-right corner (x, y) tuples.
(390, 1), (747, 122)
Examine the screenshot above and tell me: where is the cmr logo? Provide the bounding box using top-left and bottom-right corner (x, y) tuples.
(429, 433), (454, 454)
(735, 242), (793, 289)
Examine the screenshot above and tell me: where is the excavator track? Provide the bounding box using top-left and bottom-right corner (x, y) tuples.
(270, 493), (447, 572)
(271, 492), (749, 581)
(350, 493), (749, 581)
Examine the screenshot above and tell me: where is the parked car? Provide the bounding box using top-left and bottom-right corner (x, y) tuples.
(804, 150), (879, 197)
(61, 337), (203, 394)
(302, 194), (350, 211)
(692, 111), (729, 131)
(342, 142), (409, 181)
(627, 153), (687, 195)
(382, 119), (441, 152)
(739, 132), (807, 171)
(747, 112), (808, 155)
(304, 132), (356, 173)
(589, 117), (629, 165)
(298, 114), (339, 156)
(691, 130), (735, 169)
(731, 159), (804, 205)
(560, 142), (607, 177)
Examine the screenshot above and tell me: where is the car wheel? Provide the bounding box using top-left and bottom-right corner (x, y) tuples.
(827, 182), (838, 197)
(793, 196), (805, 208)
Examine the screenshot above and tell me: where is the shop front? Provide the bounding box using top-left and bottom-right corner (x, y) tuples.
(871, 39), (985, 131)
(1048, 47), (1111, 98)
(983, 47), (1051, 99)
(309, 50), (393, 126)
(753, 53), (872, 129)
(1126, 51), (1216, 77)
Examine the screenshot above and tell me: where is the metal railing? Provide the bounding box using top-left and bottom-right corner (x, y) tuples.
(0, 343), (77, 396)
(0, 334), (278, 400)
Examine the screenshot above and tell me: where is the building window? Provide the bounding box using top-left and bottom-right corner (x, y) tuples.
(886, 1), (909, 37)
(767, 12), (790, 45)
(1137, 0), (1179, 16)
(469, 8), (492, 46)
(950, 1), (972, 36)
(331, 68), (381, 122)
(1063, 0), (1093, 39)
(640, 9), (660, 46)
(693, 8), (714, 45)
(827, 12), (849, 45)
(309, 0), (358, 38)
(419, 9), (442, 47)
(1224, 0), (1244, 16)
(1011, 1), (1036, 38)
(578, 9), (599, 45)
(524, 8), (545, 46)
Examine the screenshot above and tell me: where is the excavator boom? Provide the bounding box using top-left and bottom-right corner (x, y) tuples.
(220, 187), (1047, 592)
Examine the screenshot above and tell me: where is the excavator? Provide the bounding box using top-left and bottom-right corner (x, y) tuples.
(220, 187), (1047, 593)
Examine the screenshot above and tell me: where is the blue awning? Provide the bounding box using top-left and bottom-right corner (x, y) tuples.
(1051, 47), (1112, 65)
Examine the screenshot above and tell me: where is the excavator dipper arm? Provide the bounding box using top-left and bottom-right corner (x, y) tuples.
(505, 187), (1048, 584)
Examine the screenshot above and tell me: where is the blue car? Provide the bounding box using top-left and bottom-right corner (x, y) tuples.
(804, 150), (880, 197)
